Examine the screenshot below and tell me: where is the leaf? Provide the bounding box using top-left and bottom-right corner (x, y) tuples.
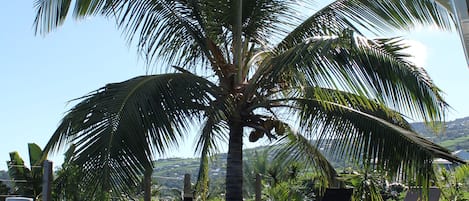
(43, 73), (220, 197)
(28, 143), (43, 167)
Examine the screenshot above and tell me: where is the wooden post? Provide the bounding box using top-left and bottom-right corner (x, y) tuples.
(183, 174), (193, 201)
(255, 173), (262, 201)
(42, 160), (52, 201)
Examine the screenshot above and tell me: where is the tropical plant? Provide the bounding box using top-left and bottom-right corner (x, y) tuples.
(262, 180), (305, 201)
(339, 168), (386, 201)
(386, 183), (407, 201)
(255, 164), (318, 201)
(244, 149), (297, 198)
(53, 145), (80, 200)
(243, 150), (273, 198)
(53, 144), (144, 200)
(34, 0), (464, 200)
(436, 164), (469, 201)
(0, 181), (10, 201)
(53, 157), (84, 200)
(6, 143), (44, 199)
(52, 144), (114, 200)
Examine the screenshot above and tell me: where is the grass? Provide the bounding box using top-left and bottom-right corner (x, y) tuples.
(439, 135), (469, 150)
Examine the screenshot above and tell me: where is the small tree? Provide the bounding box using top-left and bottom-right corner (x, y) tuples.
(6, 143), (44, 199)
(339, 168), (386, 201)
(53, 144), (114, 200)
(0, 181), (10, 201)
(244, 147), (328, 200)
(436, 164), (469, 201)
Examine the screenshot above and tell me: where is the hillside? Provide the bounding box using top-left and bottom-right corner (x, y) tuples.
(152, 117), (469, 193)
(412, 116), (469, 151)
(152, 154), (226, 191)
(1, 117), (468, 196)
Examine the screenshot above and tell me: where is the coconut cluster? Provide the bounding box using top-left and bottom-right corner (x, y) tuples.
(248, 119), (286, 142)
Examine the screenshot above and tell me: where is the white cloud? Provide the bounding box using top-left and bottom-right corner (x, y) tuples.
(401, 39), (428, 67)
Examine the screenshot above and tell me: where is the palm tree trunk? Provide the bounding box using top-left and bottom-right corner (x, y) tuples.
(226, 119), (244, 201)
(233, 0), (243, 83)
(144, 167), (153, 201)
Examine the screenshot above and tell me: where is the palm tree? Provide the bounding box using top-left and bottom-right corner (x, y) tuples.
(35, 1), (464, 200)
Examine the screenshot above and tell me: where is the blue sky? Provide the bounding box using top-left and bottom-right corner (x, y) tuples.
(1, 1), (469, 171)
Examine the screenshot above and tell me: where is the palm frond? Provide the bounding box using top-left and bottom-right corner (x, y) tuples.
(239, 0), (300, 46)
(45, 73), (219, 196)
(290, 92), (462, 187)
(273, 131), (339, 187)
(35, 0), (213, 68)
(254, 30), (447, 123)
(34, 0), (299, 72)
(33, 0), (72, 34)
(277, 0), (452, 51)
(194, 117), (228, 199)
(351, 36), (448, 123)
(195, 117), (229, 159)
(114, 0), (211, 67)
(276, 3), (360, 52)
(338, 0), (453, 31)
(301, 87), (410, 129)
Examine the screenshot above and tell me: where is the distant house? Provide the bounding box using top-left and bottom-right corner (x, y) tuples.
(434, 150), (469, 169)
(453, 149), (469, 160)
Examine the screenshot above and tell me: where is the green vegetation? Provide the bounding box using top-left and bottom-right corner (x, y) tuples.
(440, 136), (469, 150)
(0, 116), (467, 200)
(0, 170), (10, 201)
(0, 182), (9, 201)
(436, 164), (469, 201)
(2, 116), (468, 200)
(34, 0), (463, 200)
(52, 144), (117, 200)
(151, 114), (469, 200)
(6, 143), (44, 200)
(0, 121), (469, 201)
